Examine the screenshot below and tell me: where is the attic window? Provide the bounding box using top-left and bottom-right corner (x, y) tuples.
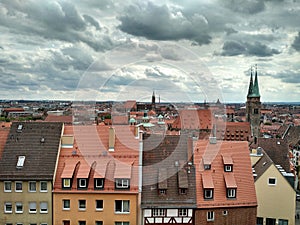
(40, 137), (45, 143)
(204, 164), (211, 170)
(224, 165), (232, 172)
(17, 124), (23, 132)
(16, 156), (25, 169)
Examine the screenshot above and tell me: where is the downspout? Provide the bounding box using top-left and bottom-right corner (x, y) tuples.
(138, 130), (144, 225)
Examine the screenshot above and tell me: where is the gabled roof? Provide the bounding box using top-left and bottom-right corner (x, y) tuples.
(251, 138), (291, 172)
(252, 152), (272, 181)
(44, 115), (73, 124)
(142, 134), (196, 208)
(0, 122), (63, 180)
(216, 122), (250, 141)
(194, 140), (257, 208)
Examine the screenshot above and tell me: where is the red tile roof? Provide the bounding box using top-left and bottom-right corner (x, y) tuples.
(194, 140), (257, 208)
(44, 115), (73, 124)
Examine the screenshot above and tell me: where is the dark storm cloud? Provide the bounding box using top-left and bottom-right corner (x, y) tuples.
(221, 40), (280, 57)
(118, 2), (212, 45)
(292, 32), (300, 51)
(0, 0), (114, 51)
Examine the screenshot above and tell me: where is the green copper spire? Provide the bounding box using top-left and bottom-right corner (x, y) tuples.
(252, 64), (260, 97)
(247, 67), (254, 97)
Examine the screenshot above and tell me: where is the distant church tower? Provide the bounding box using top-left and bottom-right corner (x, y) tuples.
(151, 90), (156, 110)
(246, 65), (261, 140)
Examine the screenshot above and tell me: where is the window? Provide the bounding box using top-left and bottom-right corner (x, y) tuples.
(4, 202), (12, 213)
(29, 202), (37, 213)
(152, 208), (166, 217)
(29, 223), (37, 225)
(159, 189), (167, 195)
(40, 223), (48, 225)
(63, 221), (70, 225)
(16, 223), (23, 225)
(78, 200), (86, 210)
(204, 164), (211, 170)
(16, 156), (25, 168)
(95, 222), (103, 225)
(94, 178), (104, 189)
(4, 181), (12, 192)
(254, 108), (259, 114)
(178, 208), (188, 217)
(63, 179), (71, 188)
(78, 179), (87, 189)
(278, 219), (288, 225)
(78, 221), (86, 225)
(257, 217), (263, 225)
(15, 202), (23, 213)
(227, 188), (236, 198)
(29, 181), (37, 192)
(96, 200), (103, 211)
(266, 218), (276, 225)
(40, 202), (48, 213)
(40, 181), (48, 192)
(115, 179), (130, 189)
(224, 165), (232, 172)
(204, 189), (213, 199)
(223, 210), (228, 216)
(15, 181), (23, 192)
(5, 223), (13, 225)
(115, 222), (129, 225)
(180, 188), (187, 195)
(63, 200), (70, 210)
(207, 211), (214, 221)
(268, 178), (276, 185)
(115, 200), (130, 213)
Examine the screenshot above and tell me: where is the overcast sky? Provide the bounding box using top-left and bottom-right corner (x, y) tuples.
(0, 0), (300, 103)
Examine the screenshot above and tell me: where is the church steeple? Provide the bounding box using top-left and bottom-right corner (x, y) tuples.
(151, 90), (156, 110)
(247, 67), (254, 97)
(252, 65), (260, 97)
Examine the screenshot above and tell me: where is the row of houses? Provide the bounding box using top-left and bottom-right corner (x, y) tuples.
(0, 121), (296, 225)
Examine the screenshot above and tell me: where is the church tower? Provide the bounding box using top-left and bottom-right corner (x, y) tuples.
(151, 90), (156, 110)
(246, 65), (261, 141)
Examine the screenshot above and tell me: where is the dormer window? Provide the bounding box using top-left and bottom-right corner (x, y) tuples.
(204, 164), (211, 170)
(159, 189), (167, 195)
(94, 178), (104, 189)
(179, 188), (187, 195)
(78, 179), (87, 189)
(224, 165), (232, 172)
(62, 178), (71, 189)
(227, 188), (236, 198)
(204, 189), (214, 199)
(115, 179), (130, 189)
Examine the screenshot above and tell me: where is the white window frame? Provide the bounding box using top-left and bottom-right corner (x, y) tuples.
(40, 181), (48, 192)
(78, 200), (86, 211)
(159, 189), (167, 195)
(207, 211), (214, 221)
(224, 165), (232, 172)
(268, 177), (277, 185)
(78, 179), (87, 188)
(40, 202), (48, 213)
(4, 181), (12, 192)
(29, 202), (37, 213)
(114, 222), (129, 225)
(180, 188), (187, 195)
(15, 181), (23, 192)
(115, 179), (129, 189)
(204, 189), (213, 199)
(94, 178), (104, 189)
(95, 221), (103, 225)
(115, 200), (130, 214)
(223, 210), (228, 216)
(63, 179), (71, 188)
(95, 200), (103, 211)
(63, 200), (70, 210)
(4, 202), (12, 213)
(152, 208), (166, 217)
(15, 202), (23, 213)
(40, 223), (48, 225)
(178, 208), (188, 217)
(78, 221), (86, 225)
(28, 181), (37, 192)
(227, 188), (236, 198)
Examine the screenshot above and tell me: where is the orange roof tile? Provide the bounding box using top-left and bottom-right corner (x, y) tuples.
(61, 160), (78, 178)
(222, 154), (233, 164)
(77, 161), (91, 178)
(202, 173), (214, 189)
(94, 160), (108, 178)
(194, 140), (257, 208)
(114, 162), (132, 179)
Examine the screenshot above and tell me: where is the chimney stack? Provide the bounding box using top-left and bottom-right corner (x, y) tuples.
(109, 127), (115, 151)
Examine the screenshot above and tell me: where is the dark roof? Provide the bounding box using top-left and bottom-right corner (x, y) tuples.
(141, 134), (196, 208)
(253, 151), (273, 181)
(252, 138), (291, 172)
(0, 122), (63, 180)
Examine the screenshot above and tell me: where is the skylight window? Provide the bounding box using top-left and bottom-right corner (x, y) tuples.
(16, 156), (26, 168)
(17, 124), (23, 132)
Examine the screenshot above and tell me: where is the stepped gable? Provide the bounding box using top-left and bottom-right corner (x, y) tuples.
(142, 134), (197, 208)
(0, 122), (63, 180)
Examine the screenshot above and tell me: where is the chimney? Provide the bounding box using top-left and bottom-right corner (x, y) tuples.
(209, 124), (217, 144)
(187, 137), (193, 163)
(134, 125), (139, 139)
(109, 127), (115, 151)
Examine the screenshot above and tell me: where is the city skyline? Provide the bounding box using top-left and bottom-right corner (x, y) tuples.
(0, 0), (300, 103)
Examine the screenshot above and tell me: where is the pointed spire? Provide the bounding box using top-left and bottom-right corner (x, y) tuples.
(247, 66), (254, 97)
(252, 64), (260, 97)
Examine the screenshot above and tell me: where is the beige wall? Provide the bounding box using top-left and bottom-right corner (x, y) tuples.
(256, 164), (295, 225)
(0, 180), (53, 225)
(53, 192), (138, 225)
